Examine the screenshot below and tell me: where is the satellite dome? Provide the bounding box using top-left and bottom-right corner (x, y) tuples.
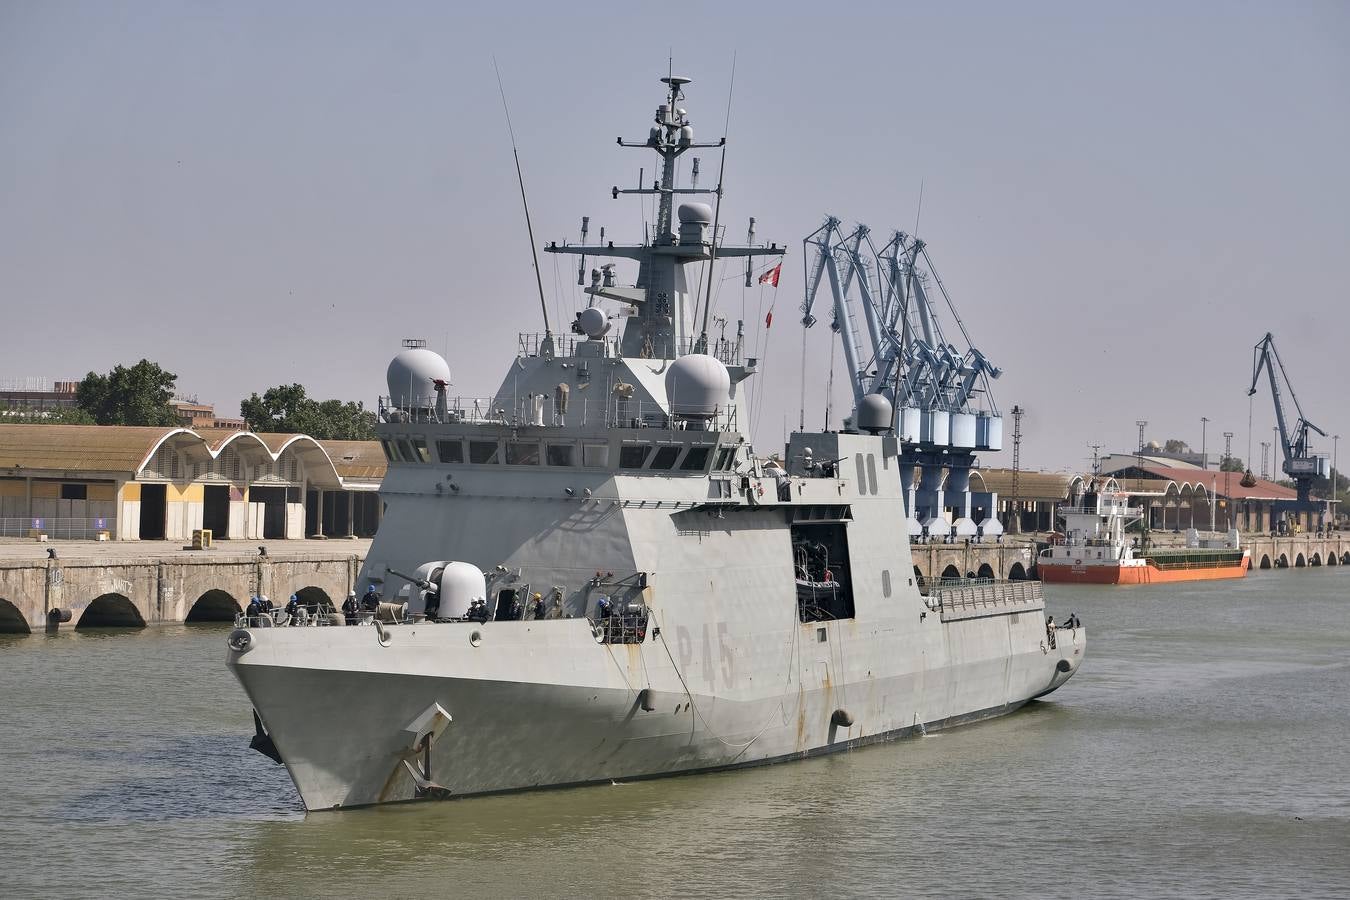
(575, 306), (610, 339)
(665, 354), (731, 419)
(387, 346), (451, 409)
(855, 393), (893, 435)
(1146, 439), (1162, 451)
(677, 202), (713, 225)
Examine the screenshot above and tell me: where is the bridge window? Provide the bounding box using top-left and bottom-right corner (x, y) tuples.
(469, 441), (500, 464)
(714, 448), (735, 471)
(620, 444), (653, 469)
(582, 443), (609, 468)
(506, 441), (540, 466)
(680, 446), (712, 472)
(436, 440), (463, 464)
(397, 439), (417, 463)
(649, 446), (681, 470)
(411, 438), (431, 463)
(546, 443), (576, 466)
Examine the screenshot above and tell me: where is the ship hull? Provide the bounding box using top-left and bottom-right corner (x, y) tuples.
(1038, 554), (1249, 585)
(229, 617), (1084, 811)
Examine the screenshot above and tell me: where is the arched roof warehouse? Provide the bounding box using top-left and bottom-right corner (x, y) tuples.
(0, 424), (383, 490)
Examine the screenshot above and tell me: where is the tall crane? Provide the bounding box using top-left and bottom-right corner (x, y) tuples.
(1247, 332), (1328, 507)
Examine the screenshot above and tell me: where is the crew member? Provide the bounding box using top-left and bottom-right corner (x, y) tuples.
(285, 593), (301, 625)
(1046, 616), (1057, 649)
(424, 586), (441, 620)
(341, 591), (360, 626)
(362, 585), (380, 612)
(246, 595), (261, 622)
(531, 592), (546, 620)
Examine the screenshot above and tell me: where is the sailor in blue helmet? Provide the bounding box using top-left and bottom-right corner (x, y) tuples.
(284, 593), (301, 625)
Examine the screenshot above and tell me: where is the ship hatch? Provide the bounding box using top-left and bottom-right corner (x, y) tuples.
(792, 521), (855, 622)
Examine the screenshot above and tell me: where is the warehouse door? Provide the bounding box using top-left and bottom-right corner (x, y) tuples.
(139, 484), (166, 540)
(202, 485), (230, 538)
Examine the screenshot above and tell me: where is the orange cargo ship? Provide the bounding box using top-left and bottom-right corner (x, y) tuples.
(1037, 491), (1249, 585)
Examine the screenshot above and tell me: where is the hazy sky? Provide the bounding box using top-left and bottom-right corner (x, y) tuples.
(3, 1), (1347, 472)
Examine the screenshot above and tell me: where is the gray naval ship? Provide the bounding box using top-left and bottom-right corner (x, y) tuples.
(226, 73), (1084, 811)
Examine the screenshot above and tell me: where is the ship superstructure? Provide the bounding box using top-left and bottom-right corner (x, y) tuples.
(1038, 489), (1249, 584)
(226, 73), (1084, 811)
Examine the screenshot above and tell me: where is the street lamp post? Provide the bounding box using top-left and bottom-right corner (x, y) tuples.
(1201, 416), (1210, 469)
(1333, 434), (1341, 528)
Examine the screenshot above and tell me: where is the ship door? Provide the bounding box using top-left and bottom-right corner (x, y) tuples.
(494, 588), (520, 621)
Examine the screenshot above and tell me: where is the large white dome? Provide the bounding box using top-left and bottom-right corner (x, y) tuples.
(437, 561), (486, 620)
(386, 347), (451, 407)
(665, 353), (731, 419)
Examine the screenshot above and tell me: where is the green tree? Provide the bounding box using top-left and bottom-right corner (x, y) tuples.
(75, 359), (179, 426)
(1219, 456), (1246, 473)
(241, 383), (376, 440)
(1163, 438), (1190, 454)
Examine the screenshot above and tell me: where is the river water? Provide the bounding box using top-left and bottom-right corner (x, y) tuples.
(2, 568), (1347, 899)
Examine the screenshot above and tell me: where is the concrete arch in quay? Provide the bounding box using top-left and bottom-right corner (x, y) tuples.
(77, 592), (145, 628)
(186, 589), (241, 623)
(909, 542), (1037, 583)
(0, 597), (29, 634)
(0, 552), (363, 633)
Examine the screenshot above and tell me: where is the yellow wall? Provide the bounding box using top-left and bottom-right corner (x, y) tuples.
(169, 483), (204, 502)
(121, 483), (141, 501)
(0, 479), (25, 497)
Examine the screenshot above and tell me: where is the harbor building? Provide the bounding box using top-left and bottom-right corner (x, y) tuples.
(0, 424), (384, 541)
(1098, 459), (1302, 533)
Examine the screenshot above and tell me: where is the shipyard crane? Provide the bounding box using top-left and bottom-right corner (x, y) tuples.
(1247, 332), (1328, 507)
(801, 216), (1005, 539)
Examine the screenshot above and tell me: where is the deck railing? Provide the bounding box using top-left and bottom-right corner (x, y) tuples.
(379, 394), (738, 432)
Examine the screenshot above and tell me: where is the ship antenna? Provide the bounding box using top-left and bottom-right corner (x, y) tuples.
(493, 59), (553, 345)
(697, 52), (737, 352)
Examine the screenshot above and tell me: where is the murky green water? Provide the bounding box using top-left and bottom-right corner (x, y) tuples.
(2, 568), (1348, 898)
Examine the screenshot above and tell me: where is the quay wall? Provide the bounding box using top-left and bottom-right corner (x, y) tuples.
(1244, 534), (1350, 570)
(0, 552), (363, 633)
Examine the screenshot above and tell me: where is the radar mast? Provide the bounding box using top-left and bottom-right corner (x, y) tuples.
(546, 74), (783, 360)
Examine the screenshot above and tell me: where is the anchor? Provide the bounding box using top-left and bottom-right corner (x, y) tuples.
(249, 709), (283, 765)
(399, 702), (454, 799)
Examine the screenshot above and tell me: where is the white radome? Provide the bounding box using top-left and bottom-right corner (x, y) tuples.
(387, 348), (451, 408)
(665, 354), (730, 419)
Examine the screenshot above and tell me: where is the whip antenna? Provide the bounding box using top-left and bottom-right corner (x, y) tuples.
(494, 59), (552, 343)
(698, 52), (737, 350)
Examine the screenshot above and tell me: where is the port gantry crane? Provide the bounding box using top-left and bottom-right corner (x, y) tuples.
(800, 217), (1003, 538)
(1247, 332), (1328, 513)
